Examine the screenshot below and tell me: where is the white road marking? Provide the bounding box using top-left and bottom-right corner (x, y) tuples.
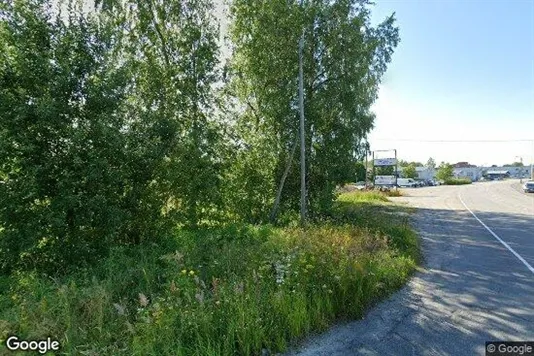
(459, 194), (534, 275)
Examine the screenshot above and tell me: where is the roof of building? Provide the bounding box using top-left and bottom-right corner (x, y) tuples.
(486, 170), (510, 175)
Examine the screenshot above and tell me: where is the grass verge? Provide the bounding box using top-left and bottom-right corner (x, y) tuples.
(0, 191), (419, 355)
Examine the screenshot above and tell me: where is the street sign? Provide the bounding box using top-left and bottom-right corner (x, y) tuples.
(374, 158), (397, 166)
(374, 175), (396, 185)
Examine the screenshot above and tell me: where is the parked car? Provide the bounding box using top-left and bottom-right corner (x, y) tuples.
(415, 180), (427, 187)
(523, 181), (534, 193)
(397, 178), (418, 188)
(354, 181), (367, 190)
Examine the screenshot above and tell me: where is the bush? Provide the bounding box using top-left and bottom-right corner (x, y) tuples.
(0, 197), (419, 355)
(444, 178), (472, 185)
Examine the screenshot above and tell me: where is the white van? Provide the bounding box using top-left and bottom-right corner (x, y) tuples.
(397, 178), (417, 188)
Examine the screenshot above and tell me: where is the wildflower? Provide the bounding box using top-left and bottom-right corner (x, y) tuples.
(125, 321), (135, 334)
(181, 269), (187, 275)
(189, 270), (195, 276)
(274, 261), (287, 285)
(195, 291), (204, 304)
(212, 278), (220, 296)
(234, 281), (244, 294)
(160, 251), (184, 264)
(252, 269), (259, 283)
(138, 293), (149, 307)
(170, 280), (177, 293)
(113, 303), (126, 316)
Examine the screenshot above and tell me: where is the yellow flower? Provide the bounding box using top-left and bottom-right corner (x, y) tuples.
(181, 269), (187, 275)
(189, 270), (195, 276)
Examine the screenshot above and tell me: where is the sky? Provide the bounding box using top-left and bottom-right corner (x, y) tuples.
(82, 0), (534, 167)
(367, 0), (534, 166)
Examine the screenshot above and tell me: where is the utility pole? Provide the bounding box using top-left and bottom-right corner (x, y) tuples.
(298, 0), (306, 227)
(365, 149), (369, 188)
(515, 156), (523, 183)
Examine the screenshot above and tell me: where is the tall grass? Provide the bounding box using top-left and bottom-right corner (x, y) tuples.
(0, 190), (419, 355)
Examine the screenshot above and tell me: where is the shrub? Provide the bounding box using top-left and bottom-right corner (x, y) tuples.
(0, 198), (418, 355)
(337, 190), (390, 204)
(444, 178), (472, 185)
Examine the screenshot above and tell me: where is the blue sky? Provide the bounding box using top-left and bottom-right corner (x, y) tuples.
(368, 0), (534, 166)
(83, 0), (533, 166)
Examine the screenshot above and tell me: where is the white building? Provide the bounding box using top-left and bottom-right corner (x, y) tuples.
(397, 166), (435, 181)
(415, 167), (436, 181)
(453, 167), (484, 181)
(397, 165), (532, 182)
(498, 166), (531, 178)
(454, 166), (531, 181)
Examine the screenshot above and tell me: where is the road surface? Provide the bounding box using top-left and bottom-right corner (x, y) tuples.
(287, 180), (534, 356)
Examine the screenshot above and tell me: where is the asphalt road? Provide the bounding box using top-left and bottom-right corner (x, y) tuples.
(287, 180), (534, 356)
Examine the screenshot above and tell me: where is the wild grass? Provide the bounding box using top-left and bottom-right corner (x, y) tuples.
(384, 189), (403, 197)
(0, 190), (419, 355)
(339, 190), (390, 203)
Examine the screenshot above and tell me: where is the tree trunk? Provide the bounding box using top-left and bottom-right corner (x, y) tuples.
(270, 135), (298, 223)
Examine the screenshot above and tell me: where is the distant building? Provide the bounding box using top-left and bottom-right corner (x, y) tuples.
(485, 170), (510, 180)
(453, 167), (482, 181)
(500, 166), (531, 178)
(396, 163), (531, 182)
(416, 167), (435, 181)
(397, 166), (435, 180)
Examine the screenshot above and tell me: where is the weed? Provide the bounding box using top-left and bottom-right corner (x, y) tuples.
(0, 192), (419, 355)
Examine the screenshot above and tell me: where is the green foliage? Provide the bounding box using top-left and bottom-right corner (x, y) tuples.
(436, 162), (454, 182)
(504, 162), (524, 167)
(0, 0), (401, 273)
(425, 157), (436, 170)
(0, 194), (418, 355)
(403, 164), (417, 179)
(0, 1), (131, 272)
(375, 165), (395, 176)
(221, 125), (279, 224)
(0, 2), (411, 353)
(354, 162), (367, 182)
(229, 0), (400, 217)
(398, 160), (423, 167)
(443, 178), (472, 185)
(338, 190), (389, 203)
(0, 0), (222, 273)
